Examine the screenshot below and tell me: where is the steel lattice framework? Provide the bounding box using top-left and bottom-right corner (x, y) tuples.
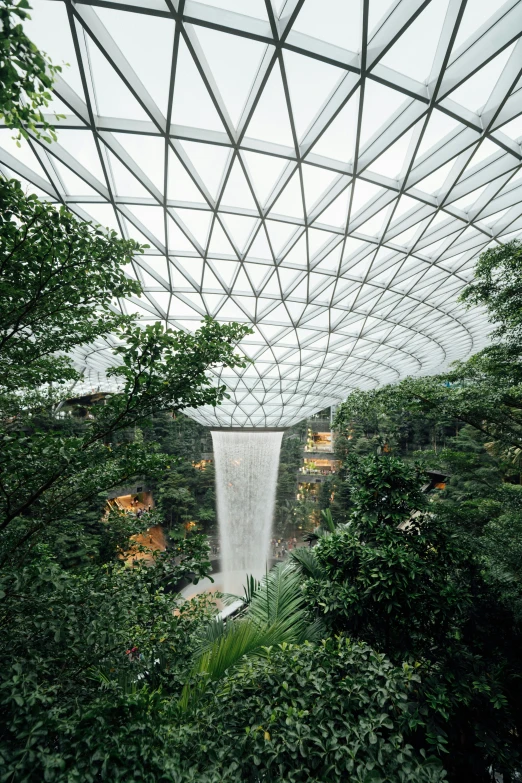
(2, 0), (522, 426)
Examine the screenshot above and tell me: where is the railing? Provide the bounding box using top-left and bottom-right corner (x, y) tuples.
(307, 418), (331, 431)
(304, 443), (334, 453)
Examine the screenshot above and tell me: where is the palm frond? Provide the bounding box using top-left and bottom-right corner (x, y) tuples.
(180, 560), (325, 710)
(290, 546), (322, 578)
(180, 619), (293, 710)
(248, 561), (303, 625)
(321, 508), (336, 533)
(220, 573), (260, 607)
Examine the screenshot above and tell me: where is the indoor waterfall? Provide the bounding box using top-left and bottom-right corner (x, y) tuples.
(211, 429), (284, 594)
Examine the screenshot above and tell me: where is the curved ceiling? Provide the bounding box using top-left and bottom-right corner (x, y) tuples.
(2, 0), (522, 426)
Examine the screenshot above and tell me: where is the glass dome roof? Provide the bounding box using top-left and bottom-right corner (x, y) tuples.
(2, 0), (522, 426)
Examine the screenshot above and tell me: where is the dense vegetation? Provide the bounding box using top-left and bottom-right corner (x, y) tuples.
(1, 6), (522, 782)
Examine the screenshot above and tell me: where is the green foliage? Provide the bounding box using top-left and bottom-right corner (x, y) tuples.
(0, 540), (216, 782)
(0, 0), (63, 143)
(175, 639), (447, 783)
(149, 414), (216, 534)
(0, 178), (142, 395)
(294, 451), (522, 780)
(480, 493), (522, 618)
(274, 428), (304, 535)
(300, 455), (464, 656)
(181, 561), (323, 709)
(460, 239), (522, 344)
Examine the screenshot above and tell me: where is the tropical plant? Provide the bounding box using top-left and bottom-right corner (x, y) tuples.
(174, 639), (447, 783)
(0, 539), (216, 783)
(293, 451), (522, 781)
(180, 561), (324, 709)
(0, 0), (63, 143)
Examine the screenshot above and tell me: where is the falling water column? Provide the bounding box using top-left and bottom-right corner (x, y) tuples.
(211, 429), (284, 593)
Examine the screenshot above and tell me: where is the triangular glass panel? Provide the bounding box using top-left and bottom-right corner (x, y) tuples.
(139, 256), (170, 284)
(391, 193), (419, 220)
(127, 205), (165, 245)
(203, 264), (225, 291)
(315, 185), (351, 227)
(199, 0), (268, 21)
(55, 130), (105, 184)
(222, 214), (258, 252)
(113, 133), (165, 194)
(269, 171), (304, 219)
(218, 297), (248, 320)
(220, 157), (257, 209)
(167, 150), (205, 203)
(176, 257), (204, 286)
(292, 0), (361, 52)
(172, 38), (225, 132)
(261, 272), (282, 296)
(357, 206), (388, 237)
(180, 141), (231, 200)
(380, 0), (450, 82)
(265, 219), (298, 255)
(234, 295), (256, 318)
(285, 301), (306, 321)
(183, 292), (206, 312)
(350, 178), (383, 215)
(368, 123), (418, 180)
(233, 267), (255, 294)
(0, 132), (50, 181)
(244, 261), (270, 290)
(167, 214), (197, 252)
(123, 217), (153, 247)
(283, 50), (344, 140)
(453, 0), (501, 49)
(278, 266), (301, 293)
(244, 61), (294, 147)
(241, 150), (288, 206)
(84, 203), (121, 235)
(212, 259), (240, 288)
(281, 233), (308, 267)
(24, 1), (85, 99)
(447, 44), (515, 113)
(302, 162), (338, 214)
(314, 244), (342, 272)
(292, 279), (308, 300)
(413, 159), (453, 193)
(171, 263), (196, 292)
(208, 220), (236, 255)
(203, 292), (224, 313)
(95, 7), (175, 116)
(308, 227), (332, 256)
(415, 109), (463, 160)
(449, 184), (487, 212)
(86, 32), (149, 121)
(311, 90), (359, 162)
(496, 114), (522, 143)
(194, 25), (268, 128)
(173, 208), (212, 247)
(268, 304), (293, 325)
(360, 80), (406, 147)
(108, 151), (150, 197)
(246, 226), (273, 260)
(469, 138), (499, 167)
(151, 291), (172, 316)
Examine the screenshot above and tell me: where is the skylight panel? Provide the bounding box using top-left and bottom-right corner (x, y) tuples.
(13, 0), (509, 426)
